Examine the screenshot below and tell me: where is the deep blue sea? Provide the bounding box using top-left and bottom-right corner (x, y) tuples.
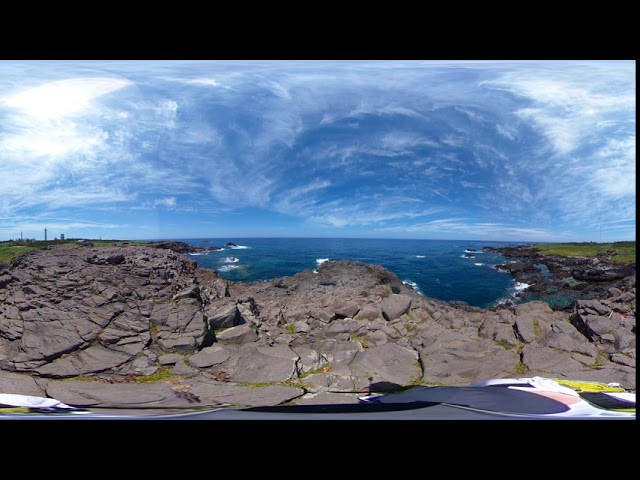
(174, 238), (532, 308)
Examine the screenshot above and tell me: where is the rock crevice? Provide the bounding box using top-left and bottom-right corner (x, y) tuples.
(0, 244), (635, 409)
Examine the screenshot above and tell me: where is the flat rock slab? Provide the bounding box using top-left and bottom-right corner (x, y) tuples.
(43, 376), (305, 408)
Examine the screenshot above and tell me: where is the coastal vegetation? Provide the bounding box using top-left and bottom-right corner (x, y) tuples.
(0, 239), (146, 263)
(532, 241), (635, 264)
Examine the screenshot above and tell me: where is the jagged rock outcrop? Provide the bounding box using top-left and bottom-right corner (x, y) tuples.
(486, 244), (636, 310)
(0, 244), (635, 410)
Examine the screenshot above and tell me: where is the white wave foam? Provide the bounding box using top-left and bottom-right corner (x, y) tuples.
(474, 262), (484, 266)
(229, 245), (249, 249)
(493, 280), (531, 307)
(416, 255), (425, 258)
(188, 252), (209, 256)
(221, 257), (239, 263)
(218, 265), (240, 272)
(312, 259), (330, 274)
(403, 280), (422, 295)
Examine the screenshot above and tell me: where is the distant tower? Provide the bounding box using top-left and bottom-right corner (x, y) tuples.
(44, 228), (47, 241)
(61, 233), (65, 241)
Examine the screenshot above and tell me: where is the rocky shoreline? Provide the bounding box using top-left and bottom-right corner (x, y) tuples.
(487, 245), (636, 310)
(0, 242), (635, 411)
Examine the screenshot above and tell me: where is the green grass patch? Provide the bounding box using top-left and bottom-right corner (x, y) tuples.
(68, 366), (180, 384)
(533, 241), (635, 264)
(64, 375), (102, 382)
(495, 339), (515, 350)
(0, 239), (149, 264)
(592, 352), (608, 368)
(513, 361), (528, 373)
(126, 366), (178, 383)
(0, 244), (38, 263)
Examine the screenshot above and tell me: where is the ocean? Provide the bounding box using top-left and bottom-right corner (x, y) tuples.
(176, 238), (531, 309)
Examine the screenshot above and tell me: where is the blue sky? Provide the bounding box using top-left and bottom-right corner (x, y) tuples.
(0, 60), (635, 243)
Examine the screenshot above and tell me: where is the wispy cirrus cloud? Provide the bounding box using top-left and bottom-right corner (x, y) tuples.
(181, 78), (222, 87)
(481, 62), (635, 160)
(0, 60), (634, 241)
(306, 196), (441, 229)
(152, 197), (177, 208)
(378, 220), (568, 242)
(273, 180), (332, 213)
(0, 74), (203, 218)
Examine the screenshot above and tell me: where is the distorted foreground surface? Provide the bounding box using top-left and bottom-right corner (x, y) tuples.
(0, 243), (635, 411)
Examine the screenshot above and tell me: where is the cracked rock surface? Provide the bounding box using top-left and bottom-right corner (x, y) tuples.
(0, 243), (635, 410)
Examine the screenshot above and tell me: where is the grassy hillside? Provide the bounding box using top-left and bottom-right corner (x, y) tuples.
(533, 241), (636, 264)
(0, 239), (148, 264)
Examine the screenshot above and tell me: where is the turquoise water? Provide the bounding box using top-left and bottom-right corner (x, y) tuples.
(174, 237), (529, 308)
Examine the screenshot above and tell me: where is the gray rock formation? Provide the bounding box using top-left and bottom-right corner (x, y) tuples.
(0, 244), (635, 411)
(486, 244), (637, 310)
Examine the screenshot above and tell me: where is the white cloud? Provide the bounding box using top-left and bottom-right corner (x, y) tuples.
(320, 112), (335, 125)
(348, 103), (423, 119)
(32, 188), (136, 210)
(483, 64), (635, 156)
(307, 198), (440, 229)
(440, 135), (464, 147)
(259, 81), (291, 100)
(0, 77), (132, 120)
(516, 107), (578, 155)
(378, 219), (569, 242)
(274, 180), (331, 212)
(0, 216), (125, 240)
(153, 197), (177, 208)
(0, 121), (109, 163)
(208, 163), (275, 207)
(182, 78), (221, 87)
(0, 60), (634, 242)
(380, 132), (440, 152)
(495, 123), (516, 141)
(0, 77), (134, 204)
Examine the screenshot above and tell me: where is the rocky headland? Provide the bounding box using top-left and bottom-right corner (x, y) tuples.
(486, 244), (636, 310)
(0, 242), (635, 411)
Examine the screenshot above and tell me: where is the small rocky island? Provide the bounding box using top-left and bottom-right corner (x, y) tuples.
(0, 242), (635, 410)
